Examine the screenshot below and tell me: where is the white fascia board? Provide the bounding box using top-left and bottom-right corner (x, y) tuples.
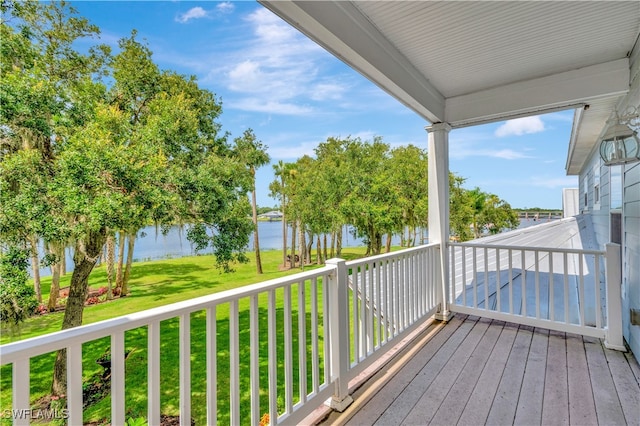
(259, 0), (446, 123)
(566, 107), (585, 175)
(445, 59), (630, 128)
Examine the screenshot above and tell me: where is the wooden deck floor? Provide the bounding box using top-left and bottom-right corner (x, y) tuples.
(320, 314), (640, 426)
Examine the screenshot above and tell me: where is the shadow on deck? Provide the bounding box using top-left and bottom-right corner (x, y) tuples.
(318, 314), (640, 426)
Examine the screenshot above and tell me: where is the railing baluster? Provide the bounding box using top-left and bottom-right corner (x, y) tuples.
(522, 249), (527, 317)
(535, 250), (540, 319)
(484, 247), (489, 310)
(311, 277), (319, 394)
(148, 321), (161, 425)
(579, 255), (585, 326)
(367, 261), (374, 353)
(496, 248), (501, 313)
(352, 267), (359, 363)
(471, 247), (477, 309)
(298, 280), (308, 403)
(180, 313), (191, 426)
(595, 254), (602, 329)
(549, 251), (554, 321)
(111, 330), (125, 426)
(284, 284), (293, 413)
(206, 307), (217, 426)
(391, 257), (402, 337)
(250, 295), (260, 424)
(268, 289), (278, 424)
(375, 259), (382, 349)
(381, 259), (388, 344)
(461, 246), (467, 308)
(67, 344), (83, 425)
(451, 246), (456, 308)
(508, 249), (513, 314)
(13, 358), (29, 426)
(563, 252), (569, 324)
(322, 277), (330, 386)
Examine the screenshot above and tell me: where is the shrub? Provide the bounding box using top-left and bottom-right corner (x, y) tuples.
(0, 247), (38, 326)
(86, 296), (99, 305)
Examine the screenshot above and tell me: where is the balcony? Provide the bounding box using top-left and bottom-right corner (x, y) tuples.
(1, 229), (638, 425)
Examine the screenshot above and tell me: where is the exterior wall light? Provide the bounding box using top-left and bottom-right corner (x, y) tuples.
(599, 106), (640, 166)
(599, 123), (640, 166)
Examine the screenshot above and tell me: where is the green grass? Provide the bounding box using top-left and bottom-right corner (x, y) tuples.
(0, 247), (371, 425)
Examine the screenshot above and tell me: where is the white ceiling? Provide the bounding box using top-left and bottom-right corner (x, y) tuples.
(260, 0), (640, 175)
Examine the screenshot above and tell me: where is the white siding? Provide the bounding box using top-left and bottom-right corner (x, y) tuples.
(623, 162), (640, 356)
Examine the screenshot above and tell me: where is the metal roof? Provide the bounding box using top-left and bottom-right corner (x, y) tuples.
(260, 0), (640, 175)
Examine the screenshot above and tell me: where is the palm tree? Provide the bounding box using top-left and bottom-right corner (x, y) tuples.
(271, 160), (288, 267)
(234, 129), (270, 274)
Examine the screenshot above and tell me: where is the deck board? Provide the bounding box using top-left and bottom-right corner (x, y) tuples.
(456, 321), (517, 425)
(604, 348), (640, 425)
(345, 318), (461, 426)
(321, 315), (640, 426)
(513, 327), (548, 425)
(429, 317), (502, 425)
(401, 317), (490, 424)
(584, 336), (628, 425)
(541, 330), (569, 425)
(566, 333), (598, 425)
(372, 317), (477, 426)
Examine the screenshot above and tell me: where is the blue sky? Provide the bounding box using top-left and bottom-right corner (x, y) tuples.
(72, 1), (578, 209)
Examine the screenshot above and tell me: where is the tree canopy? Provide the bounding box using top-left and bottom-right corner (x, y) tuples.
(0, 0), (256, 394)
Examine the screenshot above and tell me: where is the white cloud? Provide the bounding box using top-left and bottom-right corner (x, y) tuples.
(495, 116), (545, 137)
(215, 8), (332, 115)
(449, 138), (533, 160)
(310, 82), (346, 101)
(228, 98), (314, 116)
(269, 140), (318, 160)
(216, 2), (235, 14)
(176, 7), (208, 23)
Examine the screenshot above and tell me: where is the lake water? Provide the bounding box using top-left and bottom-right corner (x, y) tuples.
(34, 221), (422, 277)
(34, 218), (550, 277)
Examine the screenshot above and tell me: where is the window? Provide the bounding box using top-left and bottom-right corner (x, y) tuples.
(610, 165), (622, 210)
(583, 179), (588, 211)
(593, 163), (600, 210)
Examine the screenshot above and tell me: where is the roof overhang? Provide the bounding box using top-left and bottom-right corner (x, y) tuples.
(260, 1), (640, 172)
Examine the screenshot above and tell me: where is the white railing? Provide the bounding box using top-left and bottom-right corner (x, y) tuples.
(0, 243), (442, 425)
(449, 241), (624, 348)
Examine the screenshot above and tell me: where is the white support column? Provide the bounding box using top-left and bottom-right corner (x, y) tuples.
(427, 122), (454, 322)
(605, 243), (626, 351)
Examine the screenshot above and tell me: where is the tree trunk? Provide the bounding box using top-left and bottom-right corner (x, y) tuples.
(60, 246), (66, 275)
(105, 234), (115, 299)
(122, 232), (136, 296)
(386, 232), (392, 253)
(323, 233), (328, 262)
(47, 243), (61, 312)
(298, 222), (306, 268)
(29, 236), (42, 303)
(52, 230), (106, 396)
(290, 220), (297, 268)
(252, 185), (263, 274)
(336, 227), (342, 257)
(306, 231), (313, 264)
(316, 235), (322, 265)
(115, 230), (126, 294)
(330, 231), (335, 259)
(281, 193), (287, 267)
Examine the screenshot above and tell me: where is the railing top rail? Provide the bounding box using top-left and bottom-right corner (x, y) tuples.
(449, 241), (605, 256)
(345, 243), (440, 267)
(0, 265), (335, 364)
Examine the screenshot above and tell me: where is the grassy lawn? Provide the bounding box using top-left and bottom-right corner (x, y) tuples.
(0, 247), (370, 425)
